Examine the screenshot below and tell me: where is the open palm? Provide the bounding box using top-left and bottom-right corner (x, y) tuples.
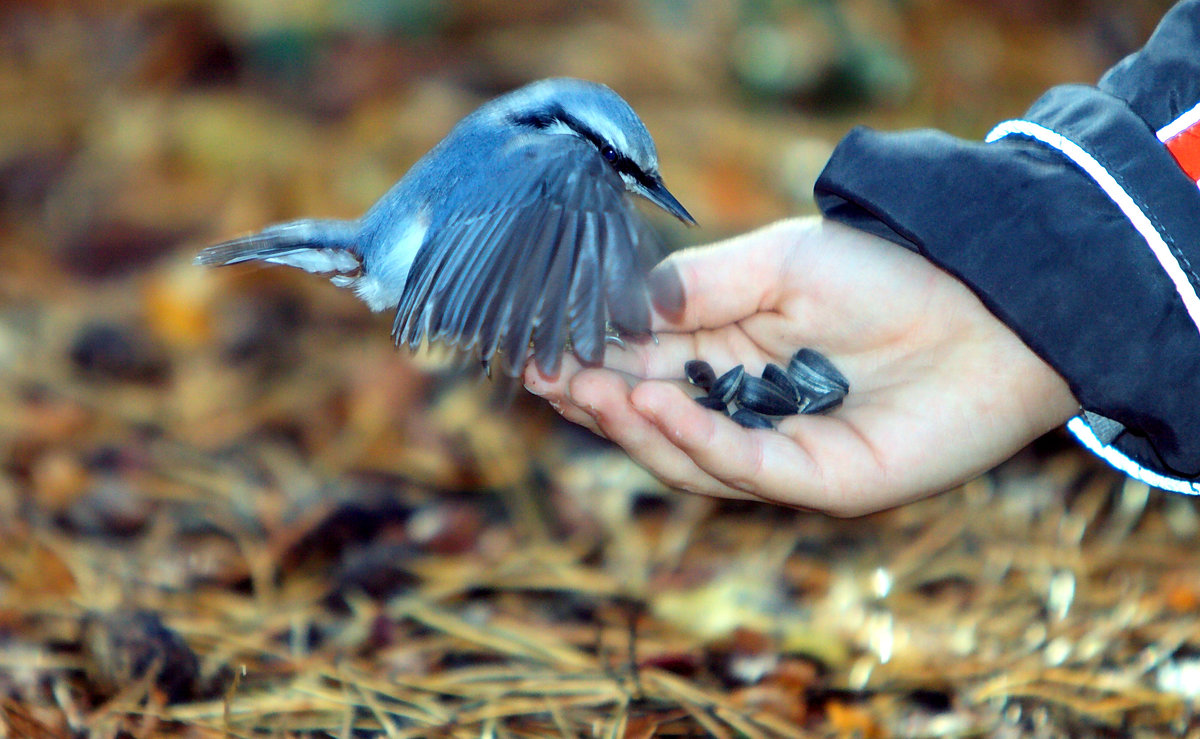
(525, 217), (1078, 515)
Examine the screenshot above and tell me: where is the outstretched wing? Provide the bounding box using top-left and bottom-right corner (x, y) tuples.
(392, 134), (667, 378)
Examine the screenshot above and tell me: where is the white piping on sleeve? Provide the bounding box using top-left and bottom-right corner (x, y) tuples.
(1157, 100), (1200, 142)
(986, 119), (1200, 339)
(989, 119), (1200, 492)
(1067, 417), (1200, 495)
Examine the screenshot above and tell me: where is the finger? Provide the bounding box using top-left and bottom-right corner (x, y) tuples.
(524, 357), (575, 399)
(567, 370), (760, 502)
(525, 353), (646, 408)
(526, 337), (733, 391)
(649, 218), (811, 333)
(631, 380), (883, 514)
(524, 358), (605, 431)
(550, 392), (604, 433)
(601, 333), (749, 381)
(605, 328), (798, 382)
(526, 356), (687, 440)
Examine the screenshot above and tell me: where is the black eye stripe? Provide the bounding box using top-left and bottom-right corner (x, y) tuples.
(510, 108), (656, 187)
(556, 117), (648, 182)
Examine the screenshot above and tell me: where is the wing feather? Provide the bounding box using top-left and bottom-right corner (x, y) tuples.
(428, 213), (516, 346)
(498, 206), (566, 376)
(473, 208), (544, 361)
(565, 211), (604, 366)
(427, 214), (511, 342)
(455, 205), (545, 359)
(601, 211), (652, 337)
(391, 135), (668, 377)
(409, 209), (512, 349)
(530, 208), (578, 375)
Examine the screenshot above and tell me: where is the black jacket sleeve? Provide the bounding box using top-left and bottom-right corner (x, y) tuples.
(814, 0), (1200, 493)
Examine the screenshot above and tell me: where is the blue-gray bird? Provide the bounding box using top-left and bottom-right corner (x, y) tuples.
(196, 78), (694, 378)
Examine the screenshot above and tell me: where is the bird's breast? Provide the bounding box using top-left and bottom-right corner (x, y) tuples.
(355, 211), (430, 311)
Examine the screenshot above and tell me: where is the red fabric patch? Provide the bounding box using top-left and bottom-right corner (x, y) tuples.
(1165, 124), (1200, 183)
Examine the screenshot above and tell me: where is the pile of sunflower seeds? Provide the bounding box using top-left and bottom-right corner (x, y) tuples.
(686, 348), (849, 429)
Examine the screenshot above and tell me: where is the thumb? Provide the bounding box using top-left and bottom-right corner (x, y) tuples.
(648, 218), (808, 332)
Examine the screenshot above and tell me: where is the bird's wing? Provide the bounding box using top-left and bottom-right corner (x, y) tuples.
(392, 134), (668, 378)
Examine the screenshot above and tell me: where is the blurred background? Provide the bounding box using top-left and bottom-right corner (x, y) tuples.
(2, 1), (1196, 737)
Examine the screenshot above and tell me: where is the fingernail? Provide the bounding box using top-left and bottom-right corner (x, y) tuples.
(648, 263), (685, 322)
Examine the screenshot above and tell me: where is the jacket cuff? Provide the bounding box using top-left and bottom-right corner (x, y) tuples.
(814, 83), (1200, 487)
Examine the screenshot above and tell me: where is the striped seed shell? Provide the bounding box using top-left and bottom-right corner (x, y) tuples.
(695, 394), (729, 412)
(710, 365), (745, 404)
(762, 363), (803, 403)
(737, 375), (800, 416)
(788, 348), (850, 396)
(731, 408), (774, 429)
(802, 389), (845, 415)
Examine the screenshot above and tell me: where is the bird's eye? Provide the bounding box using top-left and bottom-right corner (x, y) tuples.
(601, 145), (617, 162)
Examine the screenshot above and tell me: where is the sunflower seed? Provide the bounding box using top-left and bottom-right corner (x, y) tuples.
(787, 348), (849, 396)
(685, 360), (717, 393)
(710, 365), (745, 404)
(731, 408), (775, 429)
(762, 363), (803, 402)
(737, 375), (800, 416)
(802, 389), (845, 415)
(695, 395), (729, 412)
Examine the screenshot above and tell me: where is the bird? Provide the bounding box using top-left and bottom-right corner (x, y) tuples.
(196, 77), (694, 379)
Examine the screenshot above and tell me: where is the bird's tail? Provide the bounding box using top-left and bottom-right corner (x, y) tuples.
(195, 218), (362, 275)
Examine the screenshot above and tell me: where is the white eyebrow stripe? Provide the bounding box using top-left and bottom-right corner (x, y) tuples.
(542, 120), (577, 137)
(569, 108), (629, 153)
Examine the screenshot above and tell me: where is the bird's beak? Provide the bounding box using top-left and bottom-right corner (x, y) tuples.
(640, 177), (697, 226)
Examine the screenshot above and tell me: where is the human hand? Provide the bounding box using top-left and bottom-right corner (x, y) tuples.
(524, 216), (1079, 515)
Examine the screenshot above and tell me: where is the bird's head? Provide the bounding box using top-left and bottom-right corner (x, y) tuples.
(500, 78), (696, 225)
